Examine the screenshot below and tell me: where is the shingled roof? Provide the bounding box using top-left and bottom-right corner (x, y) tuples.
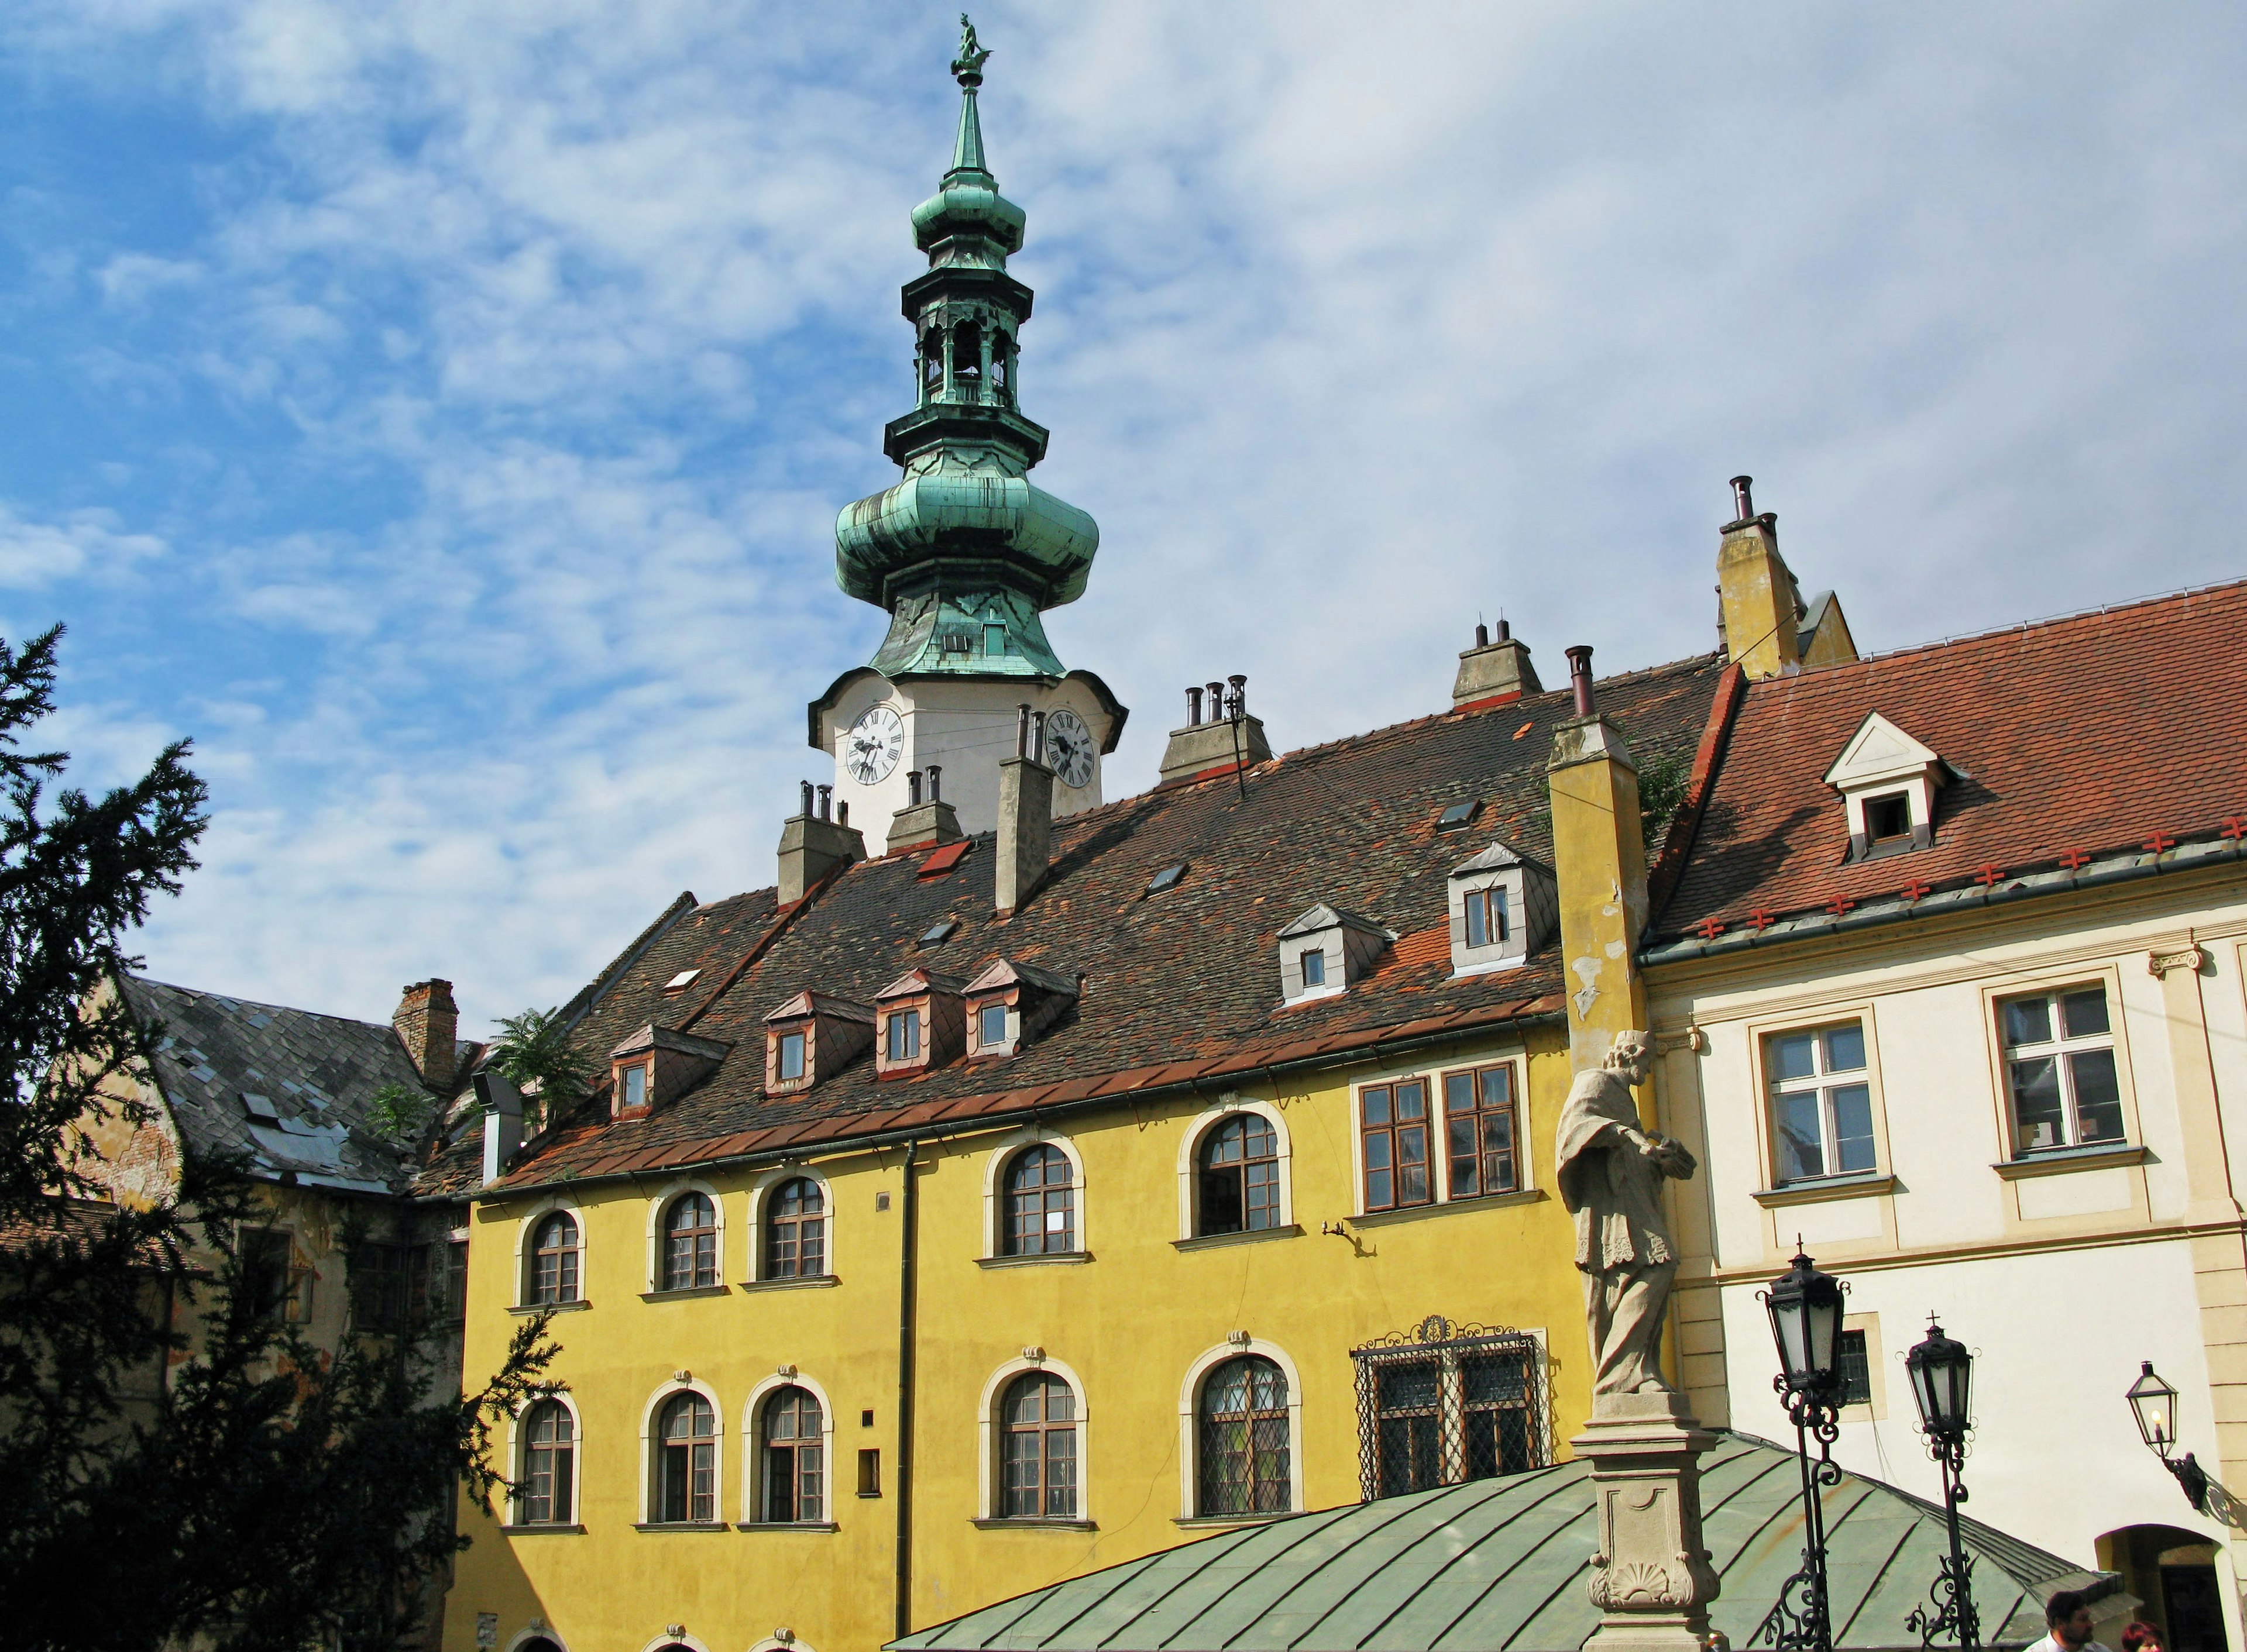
(123, 976), (456, 1197)
(1652, 579), (2247, 952)
(442, 655), (1726, 1197)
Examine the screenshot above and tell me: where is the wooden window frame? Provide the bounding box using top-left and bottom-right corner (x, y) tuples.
(1462, 886), (1509, 951)
(759, 1386), (826, 1524)
(653, 1391), (717, 1525)
(1358, 1079), (1433, 1213)
(762, 1176), (829, 1281)
(518, 1397), (578, 1526)
(1440, 1064), (1520, 1202)
(527, 1210), (582, 1306)
(1001, 1144), (1077, 1257)
(661, 1191), (720, 1291)
(998, 1371), (1080, 1520)
(1197, 1113), (1284, 1236)
(1195, 1354), (1292, 1518)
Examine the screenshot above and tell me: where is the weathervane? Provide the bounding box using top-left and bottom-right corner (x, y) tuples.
(951, 14), (991, 88)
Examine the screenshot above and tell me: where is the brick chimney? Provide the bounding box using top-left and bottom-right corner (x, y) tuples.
(393, 979), (458, 1093)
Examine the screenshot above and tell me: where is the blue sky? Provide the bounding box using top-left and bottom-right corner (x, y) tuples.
(3, 2), (2243, 1035)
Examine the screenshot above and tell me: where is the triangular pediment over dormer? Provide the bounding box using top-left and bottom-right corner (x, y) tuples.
(1822, 712), (1942, 789)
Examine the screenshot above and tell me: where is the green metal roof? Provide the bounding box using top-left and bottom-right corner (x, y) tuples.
(892, 1433), (2113, 1652)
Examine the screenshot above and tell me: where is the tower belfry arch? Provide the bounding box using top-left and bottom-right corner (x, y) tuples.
(811, 17), (1127, 848)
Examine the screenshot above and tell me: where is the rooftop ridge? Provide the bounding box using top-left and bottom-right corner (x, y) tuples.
(129, 975), (393, 1036)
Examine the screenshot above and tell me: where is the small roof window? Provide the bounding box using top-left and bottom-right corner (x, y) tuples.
(1435, 800), (1480, 830)
(662, 969), (701, 993)
(1145, 862), (1187, 895)
(920, 918), (958, 947)
(919, 841), (971, 878)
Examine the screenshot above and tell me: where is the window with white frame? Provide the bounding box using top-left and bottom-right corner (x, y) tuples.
(998, 1371), (1078, 1519)
(1767, 1023), (1875, 1183)
(1462, 886), (1507, 950)
(1999, 985), (2123, 1154)
(885, 1008), (922, 1062)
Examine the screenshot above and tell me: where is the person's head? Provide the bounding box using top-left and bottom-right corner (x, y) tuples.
(2047, 1591), (2095, 1648)
(2121, 1622), (2163, 1652)
(1606, 1030), (1652, 1085)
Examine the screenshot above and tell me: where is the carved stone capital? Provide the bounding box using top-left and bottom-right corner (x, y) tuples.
(2149, 944), (2209, 978)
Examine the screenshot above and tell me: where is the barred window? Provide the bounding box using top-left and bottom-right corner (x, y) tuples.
(765, 1178), (827, 1279)
(662, 1192), (718, 1290)
(520, 1400), (575, 1525)
(1443, 1065), (1518, 1200)
(1360, 1080), (1431, 1212)
(1352, 1317), (1546, 1501)
(1197, 1355), (1291, 1516)
(528, 1212), (579, 1306)
(1002, 1145), (1076, 1255)
(760, 1386), (824, 1523)
(999, 1371), (1078, 1519)
(1198, 1115), (1281, 1235)
(654, 1392), (716, 1523)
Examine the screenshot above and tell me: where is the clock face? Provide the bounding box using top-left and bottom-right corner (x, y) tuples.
(1045, 708), (1097, 789)
(843, 704), (906, 785)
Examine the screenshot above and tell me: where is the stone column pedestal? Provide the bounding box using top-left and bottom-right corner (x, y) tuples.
(1576, 1392), (1723, 1652)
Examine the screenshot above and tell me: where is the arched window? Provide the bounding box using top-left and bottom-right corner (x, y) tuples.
(760, 1386), (824, 1523)
(951, 319), (982, 390)
(1197, 1355), (1290, 1516)
(764, 1178), (826, 1279)
(654, 1392), (716, 1523)
(662, 1192), (718, 1290)
(528, 1212), (580, 1305)
(999, 1371), (1078, 1519)
(519, 1399), (575, 1525)
(1002, 1145), (1075, 1255)
(1198, 1115), (1281, 1235)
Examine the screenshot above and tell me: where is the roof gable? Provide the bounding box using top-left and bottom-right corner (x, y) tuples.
(1821, 711), (1940, 789)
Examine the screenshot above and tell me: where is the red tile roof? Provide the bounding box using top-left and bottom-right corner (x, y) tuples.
(1655, 580), (2247, 940)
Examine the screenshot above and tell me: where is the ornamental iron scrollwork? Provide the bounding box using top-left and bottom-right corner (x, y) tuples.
(1350, 1317), (1549, 1502)
(1752, 1377), (1845, 1652)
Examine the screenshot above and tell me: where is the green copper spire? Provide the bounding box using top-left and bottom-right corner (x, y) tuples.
(834, 15), (1098, 682)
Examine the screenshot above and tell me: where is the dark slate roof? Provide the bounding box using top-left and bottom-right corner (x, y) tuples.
(123, 976), (446, 1197)
(458, 656), (1727, 1196)
(1654, 579), (2247, 946)
(891, 1431), (2112, 1652)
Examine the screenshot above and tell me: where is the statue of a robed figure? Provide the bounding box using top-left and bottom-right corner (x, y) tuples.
(1555, 1028), (1698, 1401)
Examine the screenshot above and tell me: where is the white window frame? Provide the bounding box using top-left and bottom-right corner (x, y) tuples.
(747, 1164), (837, 1283)
(1995, 981), (2128, 1156)
(741, 1371), (839, 1527)
(1175, 1099), (1294, 1240)
(637, 1377), (724, 1526)
(976, 1355), (1091, 1523)
(1764, 1021), (1878, 1185)
(981, 1129), (1088, 1259)
(1177, 1338), (1304, 1520)
(643, 1178), (726, 1293)
(514, 1195), (586, 1308)
(507, 1391), (585, 1527)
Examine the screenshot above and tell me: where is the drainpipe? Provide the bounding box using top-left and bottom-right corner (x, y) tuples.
(895, 1138), (922, 1644)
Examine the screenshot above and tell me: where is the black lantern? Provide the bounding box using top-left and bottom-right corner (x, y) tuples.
(2126, 1361), (2179, 1457)
(1765, 1248), (1846, 1399)
(1906, 1320), (1973, 1442)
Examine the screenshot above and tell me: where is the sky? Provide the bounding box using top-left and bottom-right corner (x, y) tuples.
(1, 1), (2242, 1036)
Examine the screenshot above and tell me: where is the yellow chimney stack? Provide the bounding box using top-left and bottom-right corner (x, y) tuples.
(1546, 646), (1651, 1071)
(1715, 476), (1805, 682)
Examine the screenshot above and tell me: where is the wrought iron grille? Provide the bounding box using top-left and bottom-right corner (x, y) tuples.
(1351, 1316), (1549, 1502)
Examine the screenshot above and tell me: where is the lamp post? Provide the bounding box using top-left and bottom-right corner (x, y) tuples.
(1755, 1249), (1847, 1652)
(2126, 1361), (2247, 1529)
(1902, 1319), (1978, 1650)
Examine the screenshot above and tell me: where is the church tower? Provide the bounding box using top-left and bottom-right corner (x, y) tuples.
(809, 19), (1127, 852)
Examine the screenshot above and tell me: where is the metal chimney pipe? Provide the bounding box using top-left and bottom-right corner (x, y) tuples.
(926, 765), (942, 803)
(799, 780), (814, 817)
(817, 784), (832, 820)
(1227, 674), (1247, 719)
(1496, 617), (1511, 642)
(1205, 682), (1224, 723)
(1730, 475), (1754, 521)
(1187, 686), (1203, 724)
(1015, 703), (1032, 756)
(1565, 646), (1596, 717)
(1475, 622), (1489, 648)
(907, 769), (923, 806)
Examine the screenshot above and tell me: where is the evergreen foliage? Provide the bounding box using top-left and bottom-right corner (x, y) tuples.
(0, 627), (558, 1652)
(489, 1005), (597, 1127)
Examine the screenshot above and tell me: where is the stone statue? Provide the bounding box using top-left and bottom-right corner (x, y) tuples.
(951, 15), (992, 84)
(1555, 1029), (1697, 1402)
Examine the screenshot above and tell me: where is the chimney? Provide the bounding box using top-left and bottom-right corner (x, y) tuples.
(1452, 615), (1543, 710)
(997, 703), (1054, 914)
(778, 784), (867, 904)
(1716, 474), (1807, 682)
(393, 979), (459, 1093)
(884, 763), (964, 856)
(1565, 645), (1596, 717)
(1159, 673), (1273, 786)
(475, 1067), (525, 1185)
(1545, 645), (1648, 1071)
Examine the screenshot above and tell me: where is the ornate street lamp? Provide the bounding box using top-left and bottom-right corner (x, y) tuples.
(1902, 1319), (1978, 1650)
(2125, 1361), (2247, 1529)
(1755, 1250), (1847, 1652)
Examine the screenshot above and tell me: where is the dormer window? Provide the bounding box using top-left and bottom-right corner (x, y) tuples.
(872, 969), (966, 1079)
(621, 1064), (648, 1113)
(964, 958), (1078, 1059)
(1824, 712), (1944, 862)
(1277, 905), (1393, 1007)
(1448, 841), (1557, 978)
(608, 1024), (729, 1120)
(763, 993), (875, 1095)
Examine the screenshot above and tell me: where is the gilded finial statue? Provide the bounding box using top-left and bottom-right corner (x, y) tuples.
(951, 14), (992, 86)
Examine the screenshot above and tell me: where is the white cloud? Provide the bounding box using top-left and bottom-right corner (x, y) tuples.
(0, 505), (166, 589)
